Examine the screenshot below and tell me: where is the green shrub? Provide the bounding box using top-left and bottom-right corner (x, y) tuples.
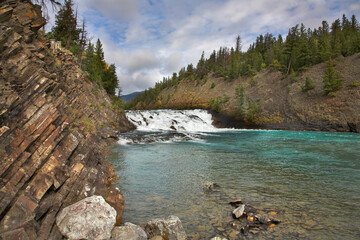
(350, 82), (359, 88)
(270, 59), (286, 72)
(302, 77), (316, 92)
(235, 84), (246, 117)
(247, 101), (259, 122)
(210, 82), (216, 89)
(249, 77), (257, 87)
(202, 76), (208, 85)
(289, 70), (299, 83)
(328, 92), (337, 97)
(209, 95), (229, 112)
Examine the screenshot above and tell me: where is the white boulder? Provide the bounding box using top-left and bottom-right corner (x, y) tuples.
(56, 195), (116, 240)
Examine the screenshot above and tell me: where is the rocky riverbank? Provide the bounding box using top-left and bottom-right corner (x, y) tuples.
(0, 1), (133, 239)
(54, 195), (187, 240)
(52, 193), (281, 240)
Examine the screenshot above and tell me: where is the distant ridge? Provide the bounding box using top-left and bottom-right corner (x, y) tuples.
(121, 91), (144, 102)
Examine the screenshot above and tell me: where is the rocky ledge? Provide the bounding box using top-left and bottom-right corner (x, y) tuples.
(0, 1), (133, 239)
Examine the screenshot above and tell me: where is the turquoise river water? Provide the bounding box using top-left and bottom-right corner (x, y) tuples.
(107, 111), (360, 240)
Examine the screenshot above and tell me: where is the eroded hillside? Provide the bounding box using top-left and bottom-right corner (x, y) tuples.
(132, 55), (360, 132)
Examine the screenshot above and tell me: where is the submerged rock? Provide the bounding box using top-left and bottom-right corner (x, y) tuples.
(149, 236), (163, 240)
(232, 204), (245, 218)
(144, 215), (187, 240)
(258, 216), (271, 224)
(203, 182), (220, 191)
(56, 195), (116, 240)
(228, 199), (282, 236)
(270, 217), (281, 224)
(229, 199), (243, 205)
(112, 222), (147, 240)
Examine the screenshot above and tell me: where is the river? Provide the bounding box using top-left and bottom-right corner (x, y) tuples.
(107, 109), (360, 239)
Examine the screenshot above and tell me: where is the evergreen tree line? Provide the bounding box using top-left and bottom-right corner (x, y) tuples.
(47, 0), (119, 96)
(127, 14), (360, 108)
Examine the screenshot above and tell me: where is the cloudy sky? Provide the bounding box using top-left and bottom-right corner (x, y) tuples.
(46, 0), (360, 94)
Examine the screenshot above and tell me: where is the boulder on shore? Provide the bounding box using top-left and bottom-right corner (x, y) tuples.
(144, 215), (187, 240)
(112, 222), (147, 240)
(56, 195), (117, 240)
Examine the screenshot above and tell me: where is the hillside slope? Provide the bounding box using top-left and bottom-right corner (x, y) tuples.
(120, 91), (144, 102)
(133, 55), (360, 132)
(0, 1), (133, 239)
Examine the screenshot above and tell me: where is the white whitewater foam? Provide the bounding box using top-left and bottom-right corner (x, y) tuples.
(119, 109), (254, 145)
(126, 109), (221, 132)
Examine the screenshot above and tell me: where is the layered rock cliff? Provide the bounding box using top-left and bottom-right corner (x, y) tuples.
(0, 1), (133, 239)
(133, 55), (360, 132)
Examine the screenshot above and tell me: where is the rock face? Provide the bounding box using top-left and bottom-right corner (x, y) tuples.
(111, 222), (147, 240)
(0, 1), (134, 239)
(144, 216), (187, 240)
(56, 196), (116, 240)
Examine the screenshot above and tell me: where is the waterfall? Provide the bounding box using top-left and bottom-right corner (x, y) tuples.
(119, 109), (223, 144)
(126, 109), (218, 132)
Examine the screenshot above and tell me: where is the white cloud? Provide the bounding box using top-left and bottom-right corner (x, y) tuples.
(123, 50), (160, 73)
(77, 0), (140, 20)
(44, 0), (359, 95)
(118, 70), (163, 94)
(350, 3), (360, 11)
(162, 53), (184, 75)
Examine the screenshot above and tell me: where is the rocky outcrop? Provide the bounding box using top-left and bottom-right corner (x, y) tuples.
(134, 55), (360, 133)
(0, 1), (133, 239)
(56, 195), (117, 240)
(144, 215), (187, 240)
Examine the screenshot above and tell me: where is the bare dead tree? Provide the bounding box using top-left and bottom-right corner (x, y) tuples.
(78, 17), (88, 68)
(31, 0), (61, 28)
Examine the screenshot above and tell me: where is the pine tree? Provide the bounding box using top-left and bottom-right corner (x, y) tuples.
(196, 51), (207, 79)
(95, 38), (105, 62)
(323, 58), (342, 95)
(283, 25), (299, 73)
(330, 19), (342, 57)
(52, 0), (81, 49)
(84, 41), (102, 82)
(235, 35), (242, 53)
(297, 23), (311, 69)
(102, 64), (118, 95)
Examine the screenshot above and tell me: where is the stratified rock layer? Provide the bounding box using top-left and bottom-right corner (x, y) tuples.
(0, 1), (133, 239)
